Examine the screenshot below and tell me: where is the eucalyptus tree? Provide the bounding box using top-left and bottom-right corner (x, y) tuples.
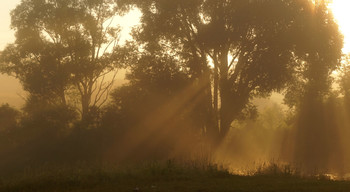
(119, 0), (343, 145)
(0, 0), (121, 124)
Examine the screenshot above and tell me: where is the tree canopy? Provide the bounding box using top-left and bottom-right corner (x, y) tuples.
(0, 0), (349, 176)
(118, 0), (343, 145)
(0, 0), (121, 124)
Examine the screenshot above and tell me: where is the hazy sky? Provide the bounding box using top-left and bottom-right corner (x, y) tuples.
(1, 0), (350, 108)
(330, 0), (350, 53)
(0, 1), (18, 49)
(0, 0), (23, 108)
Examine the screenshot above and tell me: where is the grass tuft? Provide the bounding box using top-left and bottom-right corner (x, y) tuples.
(1, 160), (350, 192)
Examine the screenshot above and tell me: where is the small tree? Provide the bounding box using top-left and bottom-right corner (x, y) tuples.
(0, 104), (20, 133)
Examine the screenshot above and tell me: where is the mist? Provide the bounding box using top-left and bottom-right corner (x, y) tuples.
(1, 0), (350, 186)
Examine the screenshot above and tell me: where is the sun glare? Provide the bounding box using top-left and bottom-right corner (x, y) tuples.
(330, 0), (350, 53)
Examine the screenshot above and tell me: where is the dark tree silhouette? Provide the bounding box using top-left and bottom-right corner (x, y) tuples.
(118, 0), (343, 146)
(278, 2), (343, 174)
(0, 0), (345, 173)
(0, 0), (121, 125)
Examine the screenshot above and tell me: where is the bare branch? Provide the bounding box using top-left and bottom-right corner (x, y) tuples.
(102, 37), (118, 56)
(228, 48), (241, 70)
(96, 70), (118, 108)
(93, 74), (106, 104)
(229, 51), (245, 83)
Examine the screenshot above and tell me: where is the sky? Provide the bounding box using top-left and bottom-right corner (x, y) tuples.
(0, 0), (350, 108)
(330, 0), (350, 53)
(0, 0), (23, 107)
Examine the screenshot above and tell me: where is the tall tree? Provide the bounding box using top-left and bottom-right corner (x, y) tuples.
(0, 0), (121, 124)
(119, 0), (343, 145)
(277, 2), (343, 173)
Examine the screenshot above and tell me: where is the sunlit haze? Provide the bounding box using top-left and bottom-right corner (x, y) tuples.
(330, 0), (350, 53)
(1, 1), (350, 108)
(2, 1), (350, 108)
(2, 1), (350, 190)
(0, 0), (22, 107)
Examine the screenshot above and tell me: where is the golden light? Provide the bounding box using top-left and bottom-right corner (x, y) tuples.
(329, 0), (350, 53)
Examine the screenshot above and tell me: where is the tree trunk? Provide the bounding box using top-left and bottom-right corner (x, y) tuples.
(212, 56), (219, 134)
(218, 48), (230, 141)
(81, 83), (92, 126)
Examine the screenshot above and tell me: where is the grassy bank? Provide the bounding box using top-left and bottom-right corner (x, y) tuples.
(1, 160), (350, 192)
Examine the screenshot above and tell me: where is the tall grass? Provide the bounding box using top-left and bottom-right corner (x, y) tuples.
(0, 159), (230, 191)
(1, 159), (349, 192)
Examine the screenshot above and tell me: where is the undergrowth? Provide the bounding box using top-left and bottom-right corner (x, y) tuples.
(1, 160), (349, 192)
